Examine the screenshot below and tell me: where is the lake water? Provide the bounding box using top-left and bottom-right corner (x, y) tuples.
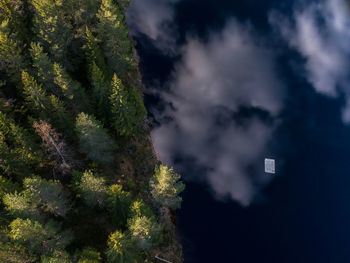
(132, 0), (350, 262)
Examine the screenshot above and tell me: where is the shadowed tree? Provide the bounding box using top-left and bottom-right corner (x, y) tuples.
(29, 43), (56, 93)
(0, 0), (27, 81)
(106, 230), (140, 263)
(76, 247), (102, 263)
(9, 218), (73, 255)
(53, 63), (90, 112)
(75, 113), (115, 164)
(106, 184), (131, 227)
(109, 74), (146, 136)
(96, 0), (135, 77)
(31, 0), (73, 66)
(4, 176), (71, 218)
(0, 112), (41, 177)
(73, 170), (108, 208)
(21, 71), (73, 132)
(0, 242), (37, 263)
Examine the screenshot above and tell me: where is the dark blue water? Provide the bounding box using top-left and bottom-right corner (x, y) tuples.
(133, 0), (350, 262)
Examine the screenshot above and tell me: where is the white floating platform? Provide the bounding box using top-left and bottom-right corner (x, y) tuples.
(265, 158), (275, 174)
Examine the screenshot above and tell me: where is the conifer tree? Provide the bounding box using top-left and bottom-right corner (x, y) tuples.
(84, 27), (107, 72)
(21, 70), (50, 114)
(21, 71), (72, 132)
(31, 0), (73, 66)
(0, 176), (17, 201)
(128, 214), (161, 251)
(29, 42), (56, 93)
(106, 230), (140, 263)
(0, 22), (23, 80)
(0, 242), (37, 263)
(90, 62), (110, 121)
(0, 0), (28, 40)
(75, 113), (115, 164)
(41, 250), (71, 263)
(0, 112), (41, 177)
(53, 63), (90, 112)
(9, 218), (73, 255)
(96, 0), (135, 76)
(77, 247), (102, 263)
(107, 184), (131, 227)
(4, 176), (70, 218)
(109, 74), (146, 136)
(150, 165), (185, 210)
(73, 170), (108, 208)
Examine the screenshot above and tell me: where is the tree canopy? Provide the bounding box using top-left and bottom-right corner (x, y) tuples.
(0, 0), (184, 261)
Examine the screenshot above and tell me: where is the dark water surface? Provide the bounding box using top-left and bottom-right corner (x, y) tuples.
(133, 0), (350, 262)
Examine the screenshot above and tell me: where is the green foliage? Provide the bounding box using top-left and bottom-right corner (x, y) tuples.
(107, 184), (131, 227)
(4, 176), (70, 218)
(31, 0), (73, 65)
(77, 247), (102, 263)
(150, 165), (185, 210)
(76, 113), (115, 164)
(128, 215), (161, 251)
(3, 191), (41, 220)
(0, 24), (23, 79)
(21, 71), (73, 131)
(0, 176), (17, 200)
(41, 250), (71, 263)
(73, 170), (108, 208)
(30, 42), (55, 92)
(84, 27), (107, 72)
(0, 0), (183, 261)
(0, 242), (37, 263)
(0, 0), (27, 80)
(96, 0), (135, 76)
(90, 62), (110, 121)
(106, 230), (140, 263)
(109, 74), (146, 136)
(9, 218), (73, 255)
(0, 112), (41, 176)
(53, 63), (90, 112)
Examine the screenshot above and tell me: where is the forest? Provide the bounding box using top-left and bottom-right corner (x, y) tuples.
(0, 0), (184, 262)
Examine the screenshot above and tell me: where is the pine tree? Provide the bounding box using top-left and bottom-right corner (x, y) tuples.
(4, 176), (71, 218)
(128, 214), (161, 251)
(0, 242), (37, 263)
(90, 62), (110, 121)
(53, 63), (90, 112)
(0, 176), (17, 201)
(75, 113), (115, 164)
(0, 21), (23, 80)
(84, 27), (107, 72)
(96, 0), (135, 77)
(106, 230), (140, 263)
(9, 218), (73, 255)
(31, 0), (73, 66)
(76, 247), (102, 263)
(21, 71), (73, 132)
(0, 112), (41, 177)
(150, 165), (185, 210)
(41, 250), (71, 263)
(0, 0), (28, 40)
(73, 170), (108, 208)
(106, 184), (131, 227)
(109, 74), (146, 136)
(29, 42), (56, 93)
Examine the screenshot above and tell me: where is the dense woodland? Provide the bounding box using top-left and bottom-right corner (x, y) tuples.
(0, 0), (184, 262)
